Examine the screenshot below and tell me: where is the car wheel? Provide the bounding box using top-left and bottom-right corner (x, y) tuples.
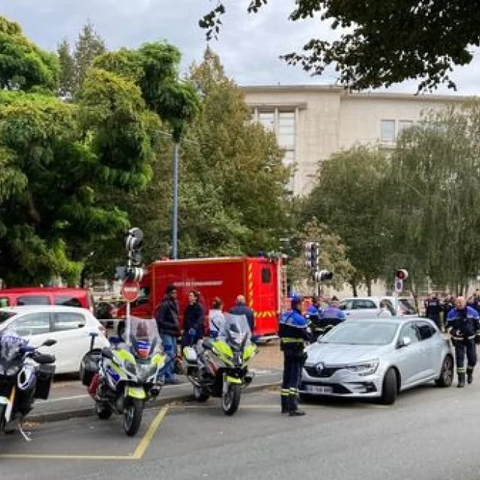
(435, 355), (454, 388)
(380, 368), (398, 405)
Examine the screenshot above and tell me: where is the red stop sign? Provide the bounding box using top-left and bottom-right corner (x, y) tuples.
(121, 280), (140, 303)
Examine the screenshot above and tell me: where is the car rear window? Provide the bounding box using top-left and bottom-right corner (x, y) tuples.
(17, 296), (50, 306)
(55, 296), (82, 308)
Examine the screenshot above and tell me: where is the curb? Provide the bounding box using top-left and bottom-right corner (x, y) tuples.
(29, 380), (281, 424)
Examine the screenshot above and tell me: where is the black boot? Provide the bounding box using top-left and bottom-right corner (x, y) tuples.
(289, 409), (306, 417)
(288, 392), (306, 416)
(468, 370), (474, 384)
(281, 395), (289, 414)
(458, 373), (466, 388)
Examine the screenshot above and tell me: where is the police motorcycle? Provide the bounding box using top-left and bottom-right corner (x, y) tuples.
(80, 317), (167, 437)
(0, 331), (56, 440)
(183, 314), (257, 416)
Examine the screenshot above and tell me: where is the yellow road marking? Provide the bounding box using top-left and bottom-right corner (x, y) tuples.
(0, 406), (170, 461)
(132, 406), (169, 460)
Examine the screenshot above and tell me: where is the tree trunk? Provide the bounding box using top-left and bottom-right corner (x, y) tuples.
(367, 279), (372, 296)
(350, 281), (358, 297)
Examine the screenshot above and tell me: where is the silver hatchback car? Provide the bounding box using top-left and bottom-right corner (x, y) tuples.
(300, 317), (453, 404)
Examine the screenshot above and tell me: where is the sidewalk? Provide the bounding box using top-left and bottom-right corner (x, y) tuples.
(31, 342), (283, 423)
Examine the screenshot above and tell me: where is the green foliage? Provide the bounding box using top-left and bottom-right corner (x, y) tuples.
(303, 146), (391, 291)
(73, 21), (106, 95)
(94, 42), (201, 140)
(56, 21), (106, 99)
(386, 103), (480, 293)
(200, 1), (479, 91)
(57, 39), (76, 98)
(0, 16), (58, 92)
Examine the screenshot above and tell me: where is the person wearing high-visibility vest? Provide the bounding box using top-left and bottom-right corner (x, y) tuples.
(279, 295), (311, 416)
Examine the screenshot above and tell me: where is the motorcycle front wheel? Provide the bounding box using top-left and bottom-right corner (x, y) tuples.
(193, 385), (210, 402)
(96, 403), (112, 420)
(123, 399), (143, 437)
(222, 383), (241, 416)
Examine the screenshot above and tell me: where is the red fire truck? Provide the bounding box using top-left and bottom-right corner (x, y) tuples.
(116, 256), (287, 338)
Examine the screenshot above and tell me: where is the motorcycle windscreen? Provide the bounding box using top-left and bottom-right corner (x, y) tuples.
(223, 314), (251, 349)
(127, 317), (161, 359)
(0, 332), (28, 362)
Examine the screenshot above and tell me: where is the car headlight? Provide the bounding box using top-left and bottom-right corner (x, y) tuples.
(345, 360), (379, 376)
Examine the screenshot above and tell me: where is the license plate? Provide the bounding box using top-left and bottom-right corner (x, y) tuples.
(306, 385), (333, 394)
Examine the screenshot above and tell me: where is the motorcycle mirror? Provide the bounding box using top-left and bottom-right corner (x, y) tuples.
(102, 347), (114, 360)
(42, 339), (57, 347)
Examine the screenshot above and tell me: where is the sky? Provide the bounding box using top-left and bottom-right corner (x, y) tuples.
(2, 0), (480, 95)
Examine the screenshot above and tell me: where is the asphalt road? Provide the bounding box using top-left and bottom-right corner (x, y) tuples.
(3, 379), (480, 480)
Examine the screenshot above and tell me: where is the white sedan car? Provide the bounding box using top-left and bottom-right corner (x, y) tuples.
(0, 306), (110, 374)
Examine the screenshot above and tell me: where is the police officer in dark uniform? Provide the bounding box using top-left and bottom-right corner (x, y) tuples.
(442, 295), (455, 330)
(279, 295), (310, 417)
(425, 293), (442, 331)
(446, 296), (480, 388)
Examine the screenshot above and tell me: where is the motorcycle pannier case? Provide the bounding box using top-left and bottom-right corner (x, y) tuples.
(34, 364), (56, 400)
(79, 348), (102, 387)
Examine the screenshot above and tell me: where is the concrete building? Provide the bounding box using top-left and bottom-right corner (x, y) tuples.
(242, 85), (466, 196)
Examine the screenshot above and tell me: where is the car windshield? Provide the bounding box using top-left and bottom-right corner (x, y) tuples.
(319, 321), (398, 346)
(399, 299), (416, 314)
(0, 311), (17, 324)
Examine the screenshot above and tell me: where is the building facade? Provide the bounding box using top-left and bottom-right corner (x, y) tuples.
(243, 85), (466, 196)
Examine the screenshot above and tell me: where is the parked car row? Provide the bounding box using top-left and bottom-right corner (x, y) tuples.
(338, 296), (417, 319)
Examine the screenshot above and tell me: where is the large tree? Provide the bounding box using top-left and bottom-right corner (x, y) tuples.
(302, 146), (391, 295)
(386, 102), (480, 294)
(56, 21), (106, 99)
(200, 0), (480, 91)
(0, 17), (198, 286)
(0, 16), (58, 92)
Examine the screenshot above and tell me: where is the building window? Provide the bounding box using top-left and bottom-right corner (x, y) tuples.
(278, 112), (295, 149)
(381, 120), (396, 143)
(258, 112), (275, 131)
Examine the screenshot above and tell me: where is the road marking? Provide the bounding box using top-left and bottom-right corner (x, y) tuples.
(132, 406), (169, 460)
(0, 406), (170, 461)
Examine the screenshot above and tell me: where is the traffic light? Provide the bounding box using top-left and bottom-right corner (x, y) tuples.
(114, 266), (144, 282)
(304, 242), (319, 269)
(395, 269), (409, 281)
(125, 228), (144, 266)
(314, 270), (333, 282)
(311, 242), (319, 270)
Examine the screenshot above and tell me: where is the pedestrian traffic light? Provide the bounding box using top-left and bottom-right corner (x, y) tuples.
(395, 269), (409, 281)
(126, 266), (144, 282)
(314, 270), (333, 282)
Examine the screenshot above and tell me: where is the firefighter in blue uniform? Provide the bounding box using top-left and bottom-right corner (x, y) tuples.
(279, 295), (311, 416)
(446, 296), (480, 388)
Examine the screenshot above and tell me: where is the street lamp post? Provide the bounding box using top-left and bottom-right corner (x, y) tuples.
(172, 142), (179, 260)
